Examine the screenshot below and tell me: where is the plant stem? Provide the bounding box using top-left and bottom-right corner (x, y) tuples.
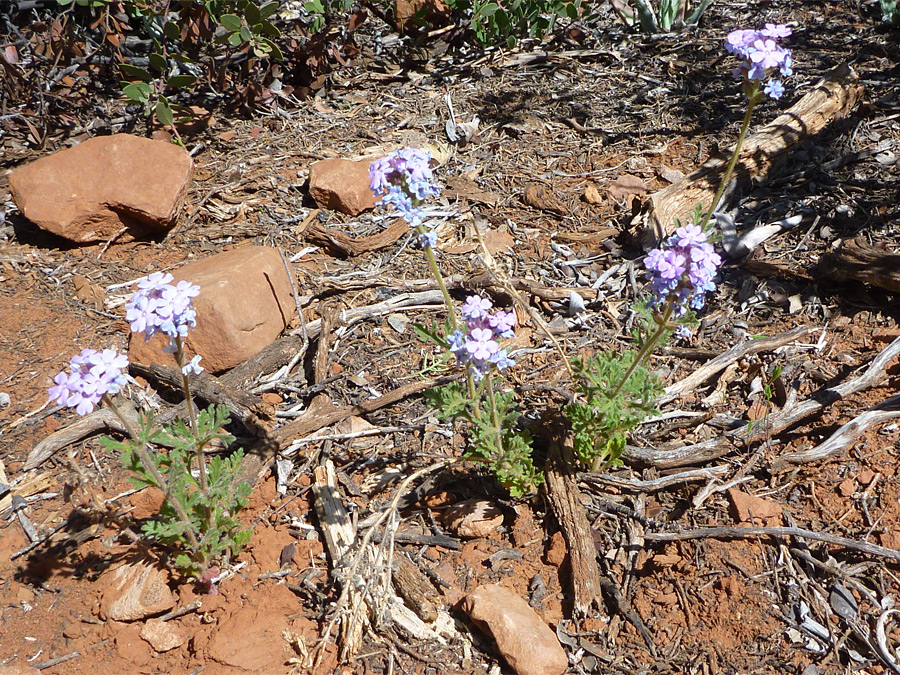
(696, 82), (762, 233)
(484, 374), (505, 462)
(609, 303), (674, 402)
(102, 394), (201, 552)
(421, 234), (458, 331)
(174, 338), (208, 495)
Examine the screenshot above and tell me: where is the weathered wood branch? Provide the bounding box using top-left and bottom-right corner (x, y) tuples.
(642, 63), (864, 247)
(544, 422), (604, 616)
(816, 237), (900, 294)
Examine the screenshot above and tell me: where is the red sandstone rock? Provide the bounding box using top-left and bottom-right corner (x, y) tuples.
(308, 158), (378, 215)
(462, 584), (568, 675)
(140, 618), (186, 652)
(99, 559), (176, 622)
(726, 488), (783, 527)
(9, 134), (192, 243)
(128, 246), (296, 373)
(442, 499), (505, 539)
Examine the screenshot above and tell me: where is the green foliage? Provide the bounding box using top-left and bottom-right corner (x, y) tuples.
(564, 352), (663, 470)
(610, 0), (711, 33)
(446, 0), (581, 47)
(104, 404), (252, 579)
(58, 0), (284, 131)
(426, 381), (542, 498)
(881, 0), (900, 23)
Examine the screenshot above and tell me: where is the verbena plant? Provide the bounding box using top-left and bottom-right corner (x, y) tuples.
(365, 23), (794, 489)
(369, 151), (541, 497)
(49, 274), (251, 582)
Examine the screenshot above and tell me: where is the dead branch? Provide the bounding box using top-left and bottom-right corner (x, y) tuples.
(642, 64), (864, 247)
(580, 465), (731, 492)
(645, 525), (900, 563)
(816, 236), (900, 294)
(771, 393), (900, 471)
(662, 325), (813, 403)
(544, 421), (604, 616)
(741, 334), (900, 444)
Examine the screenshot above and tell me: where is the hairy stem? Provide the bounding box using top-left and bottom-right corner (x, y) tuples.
(173, 338), (215, 542)
(697, 81), (761, 233)
(484, 374), (505, 463)
(609, 304), (674, 402)
(420, 229), (458, 332)
(102, 394), (201, 553)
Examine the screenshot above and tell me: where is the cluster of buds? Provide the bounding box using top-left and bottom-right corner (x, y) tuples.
(448, 295), (517, 381)
(726, 23), (793, 99)
(645, 224), (721, 319)
(369, 148), (441, 240)
(50, 273), (203, 415)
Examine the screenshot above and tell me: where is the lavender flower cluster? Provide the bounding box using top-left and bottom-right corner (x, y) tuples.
(369, 148), (441, 232)
(448, 296), (516, 381)
(726, 23), (793, 99)
(645, 224), (721, 319)
(50, 273), (204, 415)
(126, 272), (200, 346)
(48, 348), (129, 415)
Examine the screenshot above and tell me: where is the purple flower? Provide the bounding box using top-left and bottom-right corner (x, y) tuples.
(645, 224), (720, 318)
(126, 274), (200, 344)
(764, 80), (784, 100)
(487, 310), (517, 339)
(726, 25), (792, 100)
(461, 295), (493, 321)
(749, 39), (787, 70)
(447, 299), (518, 380)
(725, 29), (758, 56)
(49, 348), (129, 415)
(674, 223), (706, 248)
(418, 230), (438, 249)
(489, 349), (515, 371)
(466, 328), (499, 361)
(369, 148), (440, 226)
(182, 354), (204, 376)
(761, 23), (791, 39)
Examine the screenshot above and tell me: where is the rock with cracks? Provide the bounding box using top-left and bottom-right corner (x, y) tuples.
(9, 134), (193, 243)
(129, 245), (296, 373)
(462, 584), (567, 675)
(99, 559), (176, 622)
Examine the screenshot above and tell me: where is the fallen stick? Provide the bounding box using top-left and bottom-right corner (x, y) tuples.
(23, 401), (141, 471)
(662, 325), (813, 403)
(622, 437), (734, 469)
(739, 333), (900, 443)
(645, 525), (900, 563)
(816, 236), (900, 294)
(581, 465), (731, 492)
(544, 422), (604, 616)
(642, 63), (864, 247)
(771, 393), (900, 471)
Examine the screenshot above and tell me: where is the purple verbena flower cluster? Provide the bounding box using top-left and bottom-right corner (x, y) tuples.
(645, 223), (721, 318)
(48, 348), (129, 415)
(448, 295), (517, 381)
(125, 272), (200, 348)
(369, 148), (441, 227)
(726, 23), (793, 99)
